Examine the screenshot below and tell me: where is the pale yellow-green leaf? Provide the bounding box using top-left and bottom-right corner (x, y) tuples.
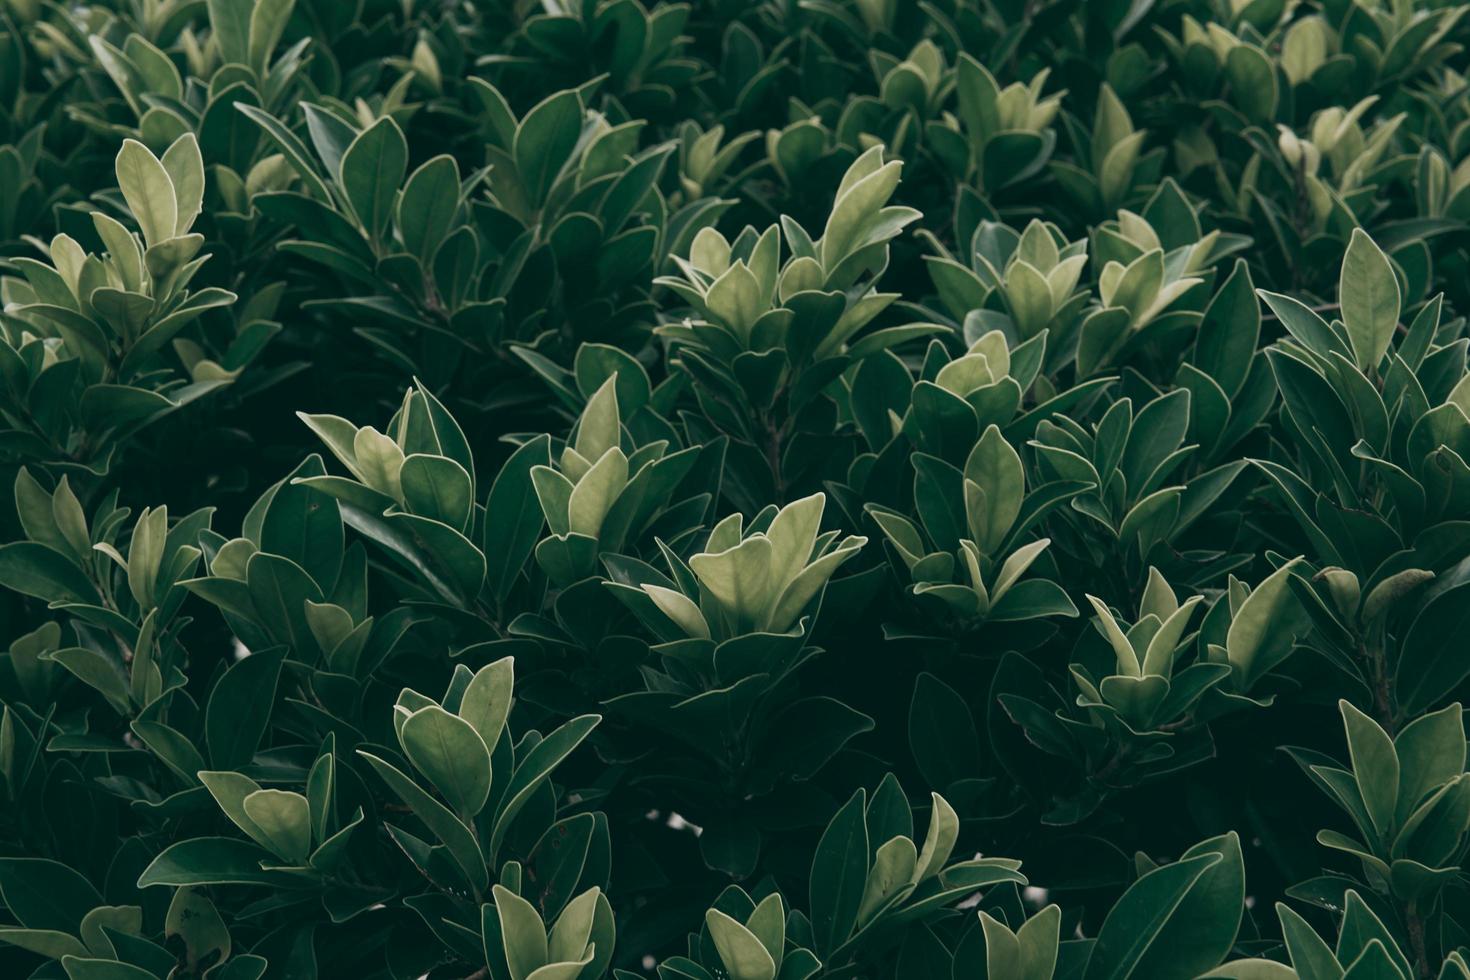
(115, 139), (177, 249)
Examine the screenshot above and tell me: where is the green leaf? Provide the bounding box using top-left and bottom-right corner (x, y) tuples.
(494, 884), (548, 980)
(236, 104), (334, 202)
(0, 858), (102, 933)
(810, 788), (869, 956)
(1276, 902), (1341, 980)
(821, 149), (901, 270)
(1340, 229), (1400, 372)
(1394, 703), (1466, 826)
(514, 90), (582, 208)
(485, 435), (552, 601)
(491, 714), (600, 855)
(706, 908), (777, 980)
(1393, 581), (1470, 714)
(1225, 560), (1309, 691)
(246, 552), (323, 653)
(259, 455), (343, 590)
(358, 751), (487, 892)
(0, 927), (87, 959)
(247, 0), (293, 72)
(1339, 700), (1400, 842)
(205, 648), (284, 769)
(114, 139), (176, 249)
(242, 789), (312, 863)
(1194, 259), (1259, 397)
(49, 648), (132, 715)
(136, 838), (303, 888)
(1129, 833), (1245, 978)
(60, 956), (161, 980)
(461, 657), (514, 753)
(207, 0), (251, 64)
(1084, 853), (1220, 980)
(964, 425), (1024, 552)
(401, 454), (474, 532)
(573, 377), (622, 469)
(400, 704), (493, 817)
(909, 673), (981, 793)
(339, 117), (408, 240)
(0, 543), (98, 604)
(690, 534), (775, 628)
(567, 448), (628, 538)
(398, 154), (461, 262)
(160, 134), (204, 235)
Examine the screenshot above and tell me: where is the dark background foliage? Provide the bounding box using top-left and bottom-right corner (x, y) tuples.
(3, 0), (1470, 977)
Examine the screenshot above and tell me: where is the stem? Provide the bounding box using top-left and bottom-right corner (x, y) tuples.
(1289, 158), (1311, 292)
(762, 403), (789, 502)
(764, 424), (784, 500)
(1363, 627), (1396, 735)
(1092, 742), (1133, 788)
(1406, 899), (1429, 977)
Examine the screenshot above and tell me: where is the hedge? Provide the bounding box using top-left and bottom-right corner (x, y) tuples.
(2, 0), (1470, 977)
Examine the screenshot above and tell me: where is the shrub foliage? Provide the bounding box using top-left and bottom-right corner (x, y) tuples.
(4, 0), (1470, 977)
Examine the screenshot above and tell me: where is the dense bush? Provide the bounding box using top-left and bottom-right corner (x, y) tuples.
(6, 0), (1470, 976)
